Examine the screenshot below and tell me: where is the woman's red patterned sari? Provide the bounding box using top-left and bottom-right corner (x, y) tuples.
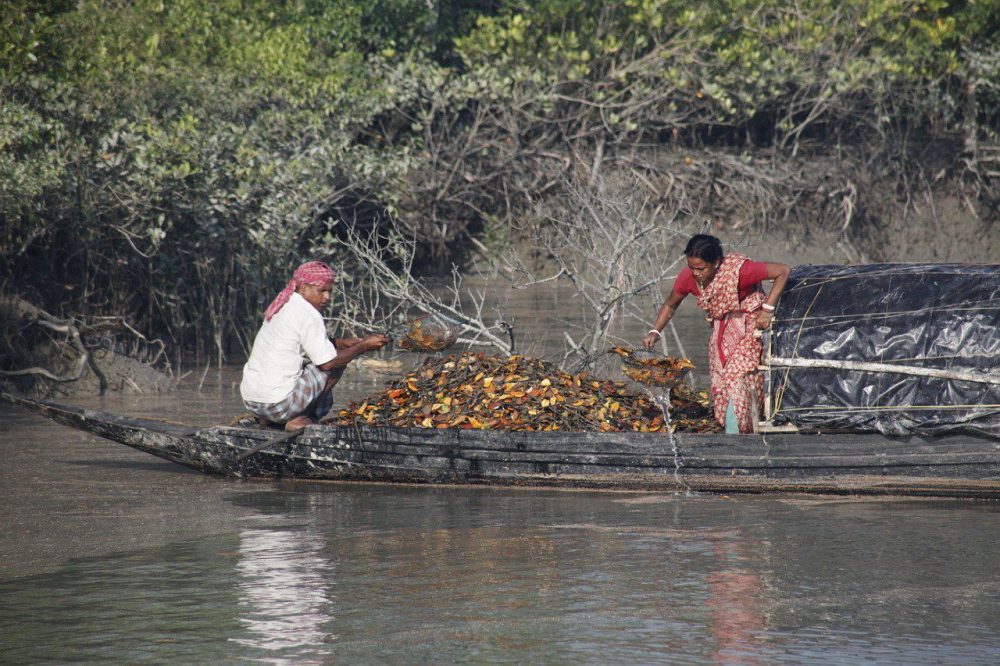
(696, 253), (765, 433)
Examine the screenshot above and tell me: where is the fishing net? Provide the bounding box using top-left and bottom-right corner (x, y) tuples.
(612, 347), (694, 388)
(395, 314), (461, 352)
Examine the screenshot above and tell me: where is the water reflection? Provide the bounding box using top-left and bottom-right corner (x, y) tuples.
(233, 527), (335, 662)
(1, 487), (999, 663)
(707, 535), (767, 664)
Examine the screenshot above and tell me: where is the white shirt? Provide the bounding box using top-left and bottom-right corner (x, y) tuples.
(240, 292), (337, 404)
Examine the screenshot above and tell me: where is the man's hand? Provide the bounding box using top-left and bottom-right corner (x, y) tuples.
(320, 333), (391, 371)
(361, 333), (390, 351)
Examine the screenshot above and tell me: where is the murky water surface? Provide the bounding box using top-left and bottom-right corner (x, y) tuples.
(2, 285), (999, 663)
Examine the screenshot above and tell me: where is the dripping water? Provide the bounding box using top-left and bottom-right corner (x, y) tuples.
(648, 387), (693, 495)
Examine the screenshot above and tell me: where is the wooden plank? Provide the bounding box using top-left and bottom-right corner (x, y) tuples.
(263, 451), (1000, 493)
(286, 428), (997, 462)
(283, 435), (1000, 470)
(277, 423), (996, 458)
(255, 435), (1000, 479)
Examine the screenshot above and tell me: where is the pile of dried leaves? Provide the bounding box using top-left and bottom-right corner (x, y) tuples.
(331, 352), (720, 433)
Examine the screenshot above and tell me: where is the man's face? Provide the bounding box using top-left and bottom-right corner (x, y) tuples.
(299, 282), (332, 311)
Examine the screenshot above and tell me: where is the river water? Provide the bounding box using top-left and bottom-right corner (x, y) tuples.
(2, 284), (999, 663)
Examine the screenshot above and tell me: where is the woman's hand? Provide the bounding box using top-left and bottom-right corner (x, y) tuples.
(755, 310), (774, 330)
(643, 331), (660, 349)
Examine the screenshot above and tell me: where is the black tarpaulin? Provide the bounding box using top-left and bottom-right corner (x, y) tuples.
(765, 264), (1000, 436)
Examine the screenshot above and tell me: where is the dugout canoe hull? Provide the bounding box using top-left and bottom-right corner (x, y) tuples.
(5, 392), (1000, 499)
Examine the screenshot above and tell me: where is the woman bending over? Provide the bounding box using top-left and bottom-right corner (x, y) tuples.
(643, 234), (789, 433)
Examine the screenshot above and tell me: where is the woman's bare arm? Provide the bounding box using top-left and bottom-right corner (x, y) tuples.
(755, 262), (791, 329)
(643, 291), (686, 349)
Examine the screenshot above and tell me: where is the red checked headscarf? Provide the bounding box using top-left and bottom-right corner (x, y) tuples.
(264, 261), (336, 321)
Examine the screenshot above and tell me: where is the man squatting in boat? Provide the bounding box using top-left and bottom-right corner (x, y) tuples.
(240, 261), (390, 431)
(643, 234), (790, 434)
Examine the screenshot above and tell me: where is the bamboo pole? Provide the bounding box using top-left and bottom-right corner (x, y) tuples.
(766, 357), (1000, 385)
(762, 330), (773, 421)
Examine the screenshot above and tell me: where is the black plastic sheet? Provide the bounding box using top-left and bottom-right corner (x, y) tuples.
(766, 264), (1000, 436)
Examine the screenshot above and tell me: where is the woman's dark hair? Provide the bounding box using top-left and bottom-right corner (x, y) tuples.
(683, 234), (723, 263)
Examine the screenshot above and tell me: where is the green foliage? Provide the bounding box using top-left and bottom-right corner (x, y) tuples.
(453, 0), (996, 138)
(0, 0), (994, 361)
(0, 0), (439, 355)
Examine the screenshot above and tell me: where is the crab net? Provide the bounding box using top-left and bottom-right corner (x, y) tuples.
(396, 314), (461, 352)
(612, 347), (694, 388)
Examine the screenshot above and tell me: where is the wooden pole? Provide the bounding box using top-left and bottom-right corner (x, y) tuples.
(767, 357), (1000, 385)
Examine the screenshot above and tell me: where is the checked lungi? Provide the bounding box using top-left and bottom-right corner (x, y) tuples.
(243, 363), (333, 424)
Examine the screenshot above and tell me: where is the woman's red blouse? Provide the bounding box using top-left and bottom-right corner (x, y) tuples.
(672, 260), (769, 300)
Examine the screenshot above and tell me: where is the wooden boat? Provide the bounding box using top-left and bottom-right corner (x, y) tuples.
(5, 391), (1000, 499)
